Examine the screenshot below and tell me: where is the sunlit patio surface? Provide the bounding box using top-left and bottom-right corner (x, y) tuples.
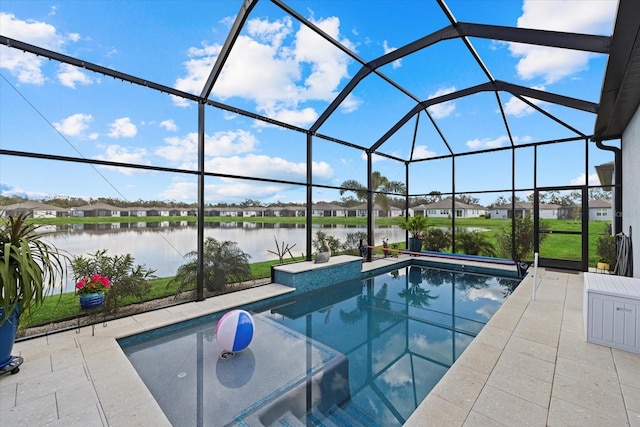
(1, 256), (639, 427)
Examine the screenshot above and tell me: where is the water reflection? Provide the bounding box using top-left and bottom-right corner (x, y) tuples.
(45, 222), (406, 292)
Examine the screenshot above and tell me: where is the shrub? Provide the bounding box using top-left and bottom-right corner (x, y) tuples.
(422, 228), (451, 252)
(70, 249), (156, 312)
(170, 237), (252, 294)
(497, 214), (547, 261)
(312, 230), (342, 254)
(455, 230), (496, 257)
(596, 234), (616, 269)
(343, 231), (367, 255)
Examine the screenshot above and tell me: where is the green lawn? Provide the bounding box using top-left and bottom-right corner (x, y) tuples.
(18, 258), (300, 329)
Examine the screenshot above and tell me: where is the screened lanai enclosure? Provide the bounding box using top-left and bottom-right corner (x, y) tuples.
(0, 0), (630, 309)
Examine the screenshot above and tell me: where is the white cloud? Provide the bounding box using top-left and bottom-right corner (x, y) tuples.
(515, 135), (533, 145)
(173, 15), (354, 123)
(340, 93), (362, 113)
(427, 86), (456, 119)
(413, 145), (437, 159)
(361, 151), (387, 163)
(95, 145), (150, 175)
(503, 86), (547, 117)
(206, 155), (333, 182)
(154, 135), (196, 166)
(294, 16), (353, 98)
(159, 119), (178, 132)
(258, 107), (319, 128)
(509, 0), (617, 84)
(108, 117), (137, 138)
(223, 111), (238, 121)
(466, 134), (533, 149)
(382, 40), (401, 69)
(155, 129), (258, 166)
(53, 113), (94, 137)
(159, 179), (288, 202)
(0, 12), (75, 85)
(153, 129), (330, 183)
(57, 63), (95, 88)
(504, 96), (535, 117)
(205, 130), (259, 156)
(570, 172), (600, 186)
(466, 135), (510, 150)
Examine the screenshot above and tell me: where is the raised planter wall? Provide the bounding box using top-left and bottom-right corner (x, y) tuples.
(272, 255), (363, 292)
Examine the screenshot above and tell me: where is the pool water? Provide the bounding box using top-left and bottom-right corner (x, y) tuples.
(121, 265), (520, 426)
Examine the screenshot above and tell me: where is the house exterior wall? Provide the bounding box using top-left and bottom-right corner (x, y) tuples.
(588, 207), (612, 221)
(425, 209), (451, 218)
(622, 105), (640, 278)
(539, 209), (558, 220)
(464, 208), (486, 218)
(389, 208), (404, 217)
(31, 209), (58, 219)
(492, 208), (511, 219)
(492, 208), (530, 219)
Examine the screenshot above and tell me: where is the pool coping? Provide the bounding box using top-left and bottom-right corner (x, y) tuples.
(1, 256), (638, 426)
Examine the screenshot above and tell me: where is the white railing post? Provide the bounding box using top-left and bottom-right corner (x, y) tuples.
(532, 252), (539, 300)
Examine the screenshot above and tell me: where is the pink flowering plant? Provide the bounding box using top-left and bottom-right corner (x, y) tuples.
(75, 274), (111, 295)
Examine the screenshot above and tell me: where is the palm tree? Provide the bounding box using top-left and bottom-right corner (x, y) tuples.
(339, 171), (406, 217)
(455, 230), (496, 257)
(171, 237), (252, 294)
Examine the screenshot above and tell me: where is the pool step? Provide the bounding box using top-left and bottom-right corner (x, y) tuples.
(305, 405), (379, 427)
(268, 410), (306, 427)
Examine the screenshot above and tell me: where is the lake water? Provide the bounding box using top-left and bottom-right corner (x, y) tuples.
(43, 222), (407, 292)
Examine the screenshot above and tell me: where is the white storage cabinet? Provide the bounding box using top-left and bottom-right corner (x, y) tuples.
(584, 272), (640, 354)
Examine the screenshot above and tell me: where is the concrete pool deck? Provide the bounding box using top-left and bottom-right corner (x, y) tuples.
(1, 257), (639, 426)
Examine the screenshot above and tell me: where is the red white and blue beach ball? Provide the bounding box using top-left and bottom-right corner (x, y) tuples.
(215, 310), (255, 352)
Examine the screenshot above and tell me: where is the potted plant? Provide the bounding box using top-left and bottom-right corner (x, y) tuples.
(75, 274), (111, 309)
(399, 215), (429, 253)
(0, 214), (67, 370)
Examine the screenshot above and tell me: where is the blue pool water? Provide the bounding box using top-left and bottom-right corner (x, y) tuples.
(120, 265), (520, 426)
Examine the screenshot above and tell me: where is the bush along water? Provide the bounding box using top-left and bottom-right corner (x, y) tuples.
(70, 249), (155, 313)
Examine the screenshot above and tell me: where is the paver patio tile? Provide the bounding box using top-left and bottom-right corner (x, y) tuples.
(551, 372), (627, 423)
(548, 396), (629, 427)
(474, 384), (547, 427)
(430, 363), (488, 411)
(486, 363), (551, 407)
(404, 393), (467, 427)
(504, 335), (557, 363)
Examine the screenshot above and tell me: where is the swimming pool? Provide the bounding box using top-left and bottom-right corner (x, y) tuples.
(120, 264), (520, 426)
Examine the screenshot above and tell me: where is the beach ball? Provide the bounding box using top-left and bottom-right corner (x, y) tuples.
(215, 310), (255, 352)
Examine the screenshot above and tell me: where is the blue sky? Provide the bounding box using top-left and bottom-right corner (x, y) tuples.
(0, 0), (620, 206)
